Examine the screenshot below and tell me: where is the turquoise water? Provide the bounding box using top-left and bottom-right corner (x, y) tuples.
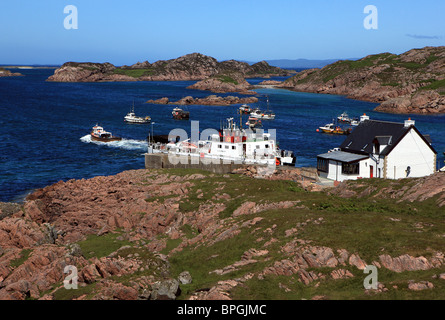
(0, 69), (444, 202)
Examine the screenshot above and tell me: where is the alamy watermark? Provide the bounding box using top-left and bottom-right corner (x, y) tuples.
(64, 5), (78, 30)
(363, 265), (378, 290)
(63, 265), (78, 290)
(364, 5), (378, 30)
(164, 120), (278, 178)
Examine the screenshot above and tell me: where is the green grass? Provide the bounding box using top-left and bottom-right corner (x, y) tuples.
(177, 173), (305, 218)
(113, 68), (155, 78)
(145, 194), (177, 203)
(216, 75), (239, 85)
(420, 78), (445, 92)
(160, 168), (445, 300)
(10, 249), (32, 268)
(77, 232), (132, 260)
(52, 283), (97, 300)
(42, 168), (445, 300)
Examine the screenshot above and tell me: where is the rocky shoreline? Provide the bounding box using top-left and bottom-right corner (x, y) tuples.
(1, 168), (445, 300)
(146, 95), (258, 106)
(275, 46), (445, 114)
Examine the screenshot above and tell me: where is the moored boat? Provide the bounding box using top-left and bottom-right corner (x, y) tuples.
(317, 123), (352, 135)
(337, 112), (352, 123)
(245, 116), (262, 129)
(124, 106), (151, 124)
(172, 107), (190, 120)
(239, 104), (252, 114)
(90, 125), (122, 142)
(250, 108), (275, 120)
(250, 97), (275, 120)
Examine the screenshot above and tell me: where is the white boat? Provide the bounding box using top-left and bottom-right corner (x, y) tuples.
(250, 109), (275, 120)
(90, 125), (122, 142)
(239, 104), (252, 114)
(124, 105), (151, 124)
(245, 116), (262, 129)
(250, 97), (275, 120)
(147, 118), (296, 167)
(337, 112), (352, 123)
(317, 123), (352, 135)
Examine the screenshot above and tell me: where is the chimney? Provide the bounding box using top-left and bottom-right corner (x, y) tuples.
(360, 113), (370, 122)
(404, 118), (415, 128)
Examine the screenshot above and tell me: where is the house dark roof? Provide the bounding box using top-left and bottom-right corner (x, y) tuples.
(340, 120), (437, 156)
(317, 151), (369, 163)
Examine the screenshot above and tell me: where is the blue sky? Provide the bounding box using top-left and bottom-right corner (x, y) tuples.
(0, 0), (444, 65)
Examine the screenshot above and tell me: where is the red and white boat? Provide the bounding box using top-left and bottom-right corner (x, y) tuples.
(90, 125), (122, 142)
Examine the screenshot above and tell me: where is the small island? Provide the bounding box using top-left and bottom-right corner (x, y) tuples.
(46, 53), (293, 83)
(0, 68), (23, 77)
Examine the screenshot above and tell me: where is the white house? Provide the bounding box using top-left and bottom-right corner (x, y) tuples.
(317, 117), (437, 182)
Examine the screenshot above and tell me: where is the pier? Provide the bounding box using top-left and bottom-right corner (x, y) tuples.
(145, 153), (248, 174)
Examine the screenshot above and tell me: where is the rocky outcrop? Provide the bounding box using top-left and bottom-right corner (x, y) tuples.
(330, 171), (445, 207)
(279, 46), (445, 114)
(186, 71), (255, 94)
(146, 95), (258, 106)
(1, 169), (445, 300)
(0, 68), (23, 77)
(47, 53), (291, 83)
(46, 62), (134, 82)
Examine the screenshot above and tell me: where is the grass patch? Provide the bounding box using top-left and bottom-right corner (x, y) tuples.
(177, 173), (306, 218)
(216, 75), (238, 85)
(419, 78), (445, 92)
(77, 232), (132, 260)
(10, 249), (32, 268)
(169, 225), (274, 299)
(113, 68), (155, 78)
(145, 194), (177, 203)
(161, 238), (183, 255)
(52, 283), (97, 300)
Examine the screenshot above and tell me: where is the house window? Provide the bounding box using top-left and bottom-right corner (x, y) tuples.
(374, 142), (380, 154)
(342, 162), (360, 175)
(232, 146), (236, 150)
(317, 158), (328, 173)
(218, 144), (222, 149)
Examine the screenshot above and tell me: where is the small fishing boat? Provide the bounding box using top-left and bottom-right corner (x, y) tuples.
(337, 112), (352, 123)
(124, 104), (151, 124)
(172, 107), (190, 120)
(317, 123), (352, 135)
(245, 116), (262, 129)
(91, 125), (122, 142)
(239, 104), (252, 114)
(250, 97), (275, 120)
(250, 108), (275, 120)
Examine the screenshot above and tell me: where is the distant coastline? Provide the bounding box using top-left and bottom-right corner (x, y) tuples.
(0, 65), (59, 69)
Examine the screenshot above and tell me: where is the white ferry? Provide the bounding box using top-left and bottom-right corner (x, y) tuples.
(147, 118), (296, 167)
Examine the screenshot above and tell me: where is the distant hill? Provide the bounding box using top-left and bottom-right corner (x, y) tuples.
(265, 58), (349, 69)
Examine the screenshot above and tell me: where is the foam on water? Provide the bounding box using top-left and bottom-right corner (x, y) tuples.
(80, 135), (148, 151)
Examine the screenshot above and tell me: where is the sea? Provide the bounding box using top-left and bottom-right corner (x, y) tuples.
(1, 68), (444, 203)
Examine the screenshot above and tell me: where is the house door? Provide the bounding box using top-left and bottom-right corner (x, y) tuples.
(370, 165), (374, 178)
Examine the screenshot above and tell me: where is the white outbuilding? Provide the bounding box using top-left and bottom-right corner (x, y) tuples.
(317, 118), (437, 182)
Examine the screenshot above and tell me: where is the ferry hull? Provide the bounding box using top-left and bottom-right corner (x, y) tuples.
(91, 134), (122, 142)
